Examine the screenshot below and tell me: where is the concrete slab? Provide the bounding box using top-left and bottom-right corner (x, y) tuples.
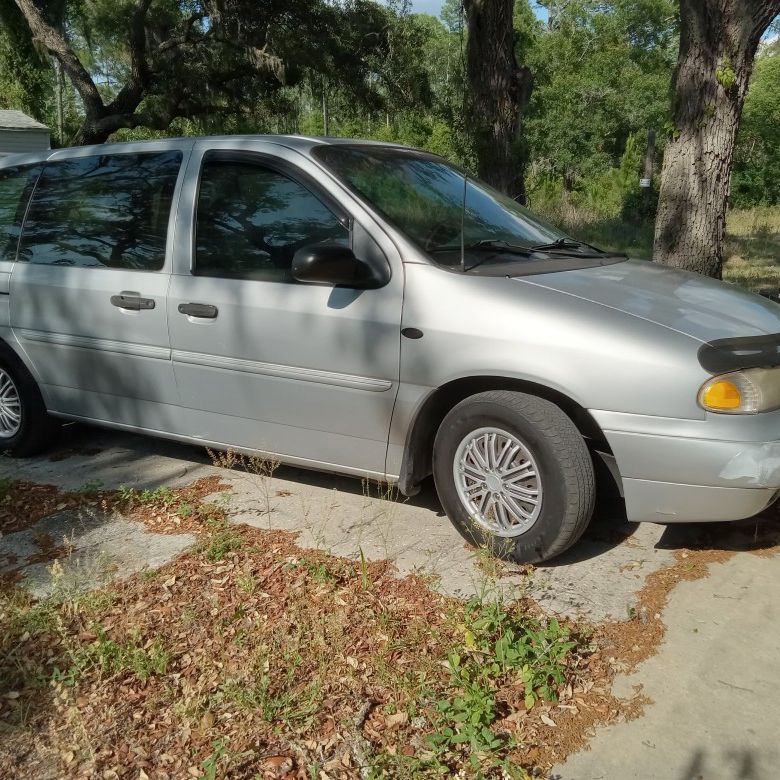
(1, 423), (686, 621)
(0, 504), (194, 598)
(552, 552), (780, 780)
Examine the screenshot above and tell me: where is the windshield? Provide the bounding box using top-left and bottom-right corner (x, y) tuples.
(313, 145), (616, 274)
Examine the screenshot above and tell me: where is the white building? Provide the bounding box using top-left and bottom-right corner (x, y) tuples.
(0, 110), (50, 158)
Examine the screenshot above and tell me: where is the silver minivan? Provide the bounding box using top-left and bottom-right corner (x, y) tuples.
(0, 136), (778, 562)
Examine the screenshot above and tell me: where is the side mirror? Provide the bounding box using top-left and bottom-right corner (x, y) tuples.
(292, 243), (386, 289)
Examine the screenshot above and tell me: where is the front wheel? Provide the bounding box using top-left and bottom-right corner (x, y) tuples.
(433, 390), (595, 564)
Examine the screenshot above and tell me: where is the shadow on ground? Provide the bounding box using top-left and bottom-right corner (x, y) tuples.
(656, 499), (780, 555)
(2, 422), (777, 620)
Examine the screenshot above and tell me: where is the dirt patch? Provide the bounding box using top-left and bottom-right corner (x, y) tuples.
(0, 481), (92, 535)
(0, 475), (231, 538)
(0, 472), (777, 779)
(119, 475), (232, 534)
(0, 516), (632, 779)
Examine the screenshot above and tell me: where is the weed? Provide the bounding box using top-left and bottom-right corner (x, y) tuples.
(54, 625), (169, 685)
(359, 546), (371, 591)
(199, 738), (228, 780)
(465, 598), (574, 706)
(196, 518), (244, 562)
(470, 543), (508, 582)
(177, 502), (196, 518)
(118, 485), (177, 507)
(77, 480), (103, 497)
(236, 572), (256, 594)
(305, 561), (337, 585)
(220, 671), (321, 728)
(428, 595), (576, 766)
(208, 449), (279, 528)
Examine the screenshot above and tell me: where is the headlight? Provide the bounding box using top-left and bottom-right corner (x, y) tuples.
(698, 367), (780, 414)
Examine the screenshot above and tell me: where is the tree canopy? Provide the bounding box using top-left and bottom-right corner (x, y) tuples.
(1, 0), (778, 273)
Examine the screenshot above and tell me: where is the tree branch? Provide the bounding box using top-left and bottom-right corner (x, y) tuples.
(155, 13), (205, 55)
(748, 2), (780, 43)
(12, 0), (104, 118)
(105, 0), (154, 116)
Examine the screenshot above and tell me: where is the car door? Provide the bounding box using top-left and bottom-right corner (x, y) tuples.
(9, 144), (189, 431)
(167, 143), (404, 478)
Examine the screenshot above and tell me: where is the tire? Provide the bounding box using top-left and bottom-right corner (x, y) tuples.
(0, 347), (59, 457)
(433, 390), (595, 564)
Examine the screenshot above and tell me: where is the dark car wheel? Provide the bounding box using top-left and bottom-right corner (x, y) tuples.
(433, 390), (595, 564)
(0, 350), (60, 457)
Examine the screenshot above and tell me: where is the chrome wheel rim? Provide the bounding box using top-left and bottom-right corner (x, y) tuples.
(0, 369), (21, 438)
(453, 426), (543, 537)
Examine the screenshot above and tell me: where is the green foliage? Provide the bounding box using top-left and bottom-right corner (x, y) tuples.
(731, 40), (780, 208)
(430, 653), (503, 755)
(461, 598), (575, 707)
(196, 518), (244, 562)
(118, 485), (177, 507)
(715, 57), (736, 90)
(198, 738), (229, 780)
(427, 596), (575, 765)
(529, 130), (651, 221)
(0, 3), (54, 122)
(53, 624), (169, 685)
(3, 0), (777, 221)
(525, 0), (676, 187)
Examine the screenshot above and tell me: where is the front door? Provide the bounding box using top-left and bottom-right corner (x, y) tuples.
(10, 145), (188, 431)
(167, 145), (404, 478)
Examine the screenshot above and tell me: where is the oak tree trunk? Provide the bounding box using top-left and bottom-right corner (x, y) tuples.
(653, 0), (780, 277)
(464, 0), (532, 201)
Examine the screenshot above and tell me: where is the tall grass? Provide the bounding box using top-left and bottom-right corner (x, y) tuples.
(532, 188), (779, 293)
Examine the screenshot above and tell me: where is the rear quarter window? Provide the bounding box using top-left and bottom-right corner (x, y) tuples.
(19, 151), (181, 271)
(0, 164), (42, 263)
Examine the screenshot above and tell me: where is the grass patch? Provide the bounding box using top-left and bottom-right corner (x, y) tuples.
(539, 202), (779, 293)
(117, 484), (178, 507)
(195, 517), (245, 562)
(52, 625), (169, 686)
(722, 205), (780, 293)
(0, 522), (604, 778)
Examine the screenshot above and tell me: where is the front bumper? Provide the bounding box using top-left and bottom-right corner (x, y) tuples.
(591, 409), (780, 523)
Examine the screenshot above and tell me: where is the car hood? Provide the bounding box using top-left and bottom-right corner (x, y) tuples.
(515, 258), (780, 342)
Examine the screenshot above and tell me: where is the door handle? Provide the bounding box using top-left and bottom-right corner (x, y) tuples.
(110, 292), (155, 311)
(178, 302), (218, 319)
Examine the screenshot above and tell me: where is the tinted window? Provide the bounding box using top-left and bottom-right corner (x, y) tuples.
(19, 151), (181, 270)
(0, 164), (41, 263)
(195, 159), (349, 281)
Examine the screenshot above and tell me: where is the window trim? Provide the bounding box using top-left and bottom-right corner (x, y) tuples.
(0, 163), (43, 264)
(192, 149), (353, 282)
(17, 150), (184, 273)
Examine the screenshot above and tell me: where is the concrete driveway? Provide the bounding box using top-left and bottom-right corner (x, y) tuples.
(1, 422), (778, 779)
(2, 422), (682, 620)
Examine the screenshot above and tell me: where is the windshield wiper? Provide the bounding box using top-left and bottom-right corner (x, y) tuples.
(428, 239), (537, 271)
(428, 238), (534, 254)
(530, 237), (622, 257)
